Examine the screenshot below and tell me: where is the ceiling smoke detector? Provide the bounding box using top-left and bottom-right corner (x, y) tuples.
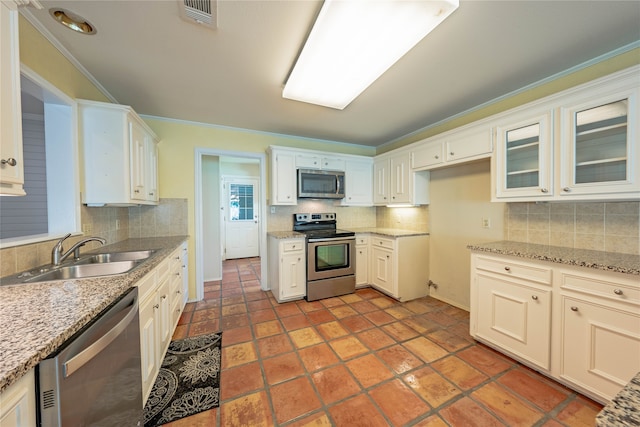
(178, 0), (217, 30)
(49, 8), (96, 35)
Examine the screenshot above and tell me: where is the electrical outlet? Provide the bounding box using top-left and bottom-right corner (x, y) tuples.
(482, 218), (491, 228)
(115, 219), (121, 230)
(82, 223), (92, 234)
(270, 206), (276, 214)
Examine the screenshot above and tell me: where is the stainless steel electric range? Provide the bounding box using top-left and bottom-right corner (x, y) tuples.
(293, 213), (356, 301)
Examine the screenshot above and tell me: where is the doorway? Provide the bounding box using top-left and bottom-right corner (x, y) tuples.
(222, 176), (260, 259)
(194, 149), (267, 302)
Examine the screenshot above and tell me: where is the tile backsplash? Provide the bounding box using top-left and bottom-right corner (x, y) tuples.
(0, 198), (188, 277)
(506, 201), (640, 255)
(267, 200), (377, 231)
(376, 206), (429, 232)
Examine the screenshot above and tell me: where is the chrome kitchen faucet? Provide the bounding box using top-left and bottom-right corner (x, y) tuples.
(51, 233), (107, 266)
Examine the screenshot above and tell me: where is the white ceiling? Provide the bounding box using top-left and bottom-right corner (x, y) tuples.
(22, 1), (640, 147)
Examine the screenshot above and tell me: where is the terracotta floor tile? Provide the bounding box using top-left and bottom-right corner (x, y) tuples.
(220, 391), (273, 427)
(329, 305), (358, 319)
(287, 412), (333, 427)
(385, 306), (414, 319)
(328, 394), (389, 427)
(329, 336), (369, 360)
(382, 321), (419, 342)
(404, 337), (448, 363)
(447, 322), (473, 340)
(222, 341), (257, 369)
(298, 343), (340, 372)
(555, 398), (602, 427)
(355, 288), (384, 300)
(281, 314), (312, 331)
(498, 368), (569, 412)
(191, 307), (220, 323)
(257, 333), (293, 359)
(472, 382), (543, 426)
(363, 310), (395, 326)
(339, 293), (364, 304)
(350, 300), (379, 314)
(221, 326), (252, 346)
(177, 309), (193, 325)
(222, 295), (244, 305)
(320, 297), (345, 308)
(370, 296), (397, 309)
(316, 321), (349, 340)
(403, 300), (433, 315)
(220, 361), (263, 400)
(222, 287), (243, 297)
(403, 366), (461, 408)
(541, 420), (565, 427)
(253, 319), (283, 338)
(270, 377), (322, 424)
(369, 379), (431, 425)
(247, 299), (273, 311)
(296, 300), (325, 313)
(250, 308), (277, 323)
(289, 327), (324, 349)
(171, 324), (188, 340)
(431, 356), (488, 390)
(424, 311), (459, 327)
(311, 365), (361, 404)
(340, 315), (375, 333)
(275, 302), (302, 318)
(262, 352), (305, 385)
(457, 345), (513, 376)
(195, 299), (220, 311)
(439, 396), (504, 427)
(220, 314), (249, 329)
(345, 354), (394, 388)
(427, 329), (472, 352)
(412, 414), (449, 427)
(306, 309), (336, 325)
(402, 316), (442, 334)
(443, 305), (470, 320)
(376, 345), (424, 374)
(188, 320), (220, 337)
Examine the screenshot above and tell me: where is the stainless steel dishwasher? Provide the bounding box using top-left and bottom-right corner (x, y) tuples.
(38, 287), (143, 427)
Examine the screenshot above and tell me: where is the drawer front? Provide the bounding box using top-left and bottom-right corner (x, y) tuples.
(371, 237), (394, 250)
(282, 240), (305, 252)
(476, 255), (552, 285)
(136, 270), (157, 301)
(412, 143), (444, 170)
(356, 235), (369, 246)
(559, 271), (640, 306)
(156, 257), (170, 281)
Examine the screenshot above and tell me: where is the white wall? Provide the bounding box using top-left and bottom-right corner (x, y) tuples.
(202, 156), (221, 281)
(427, 159), (506, 310)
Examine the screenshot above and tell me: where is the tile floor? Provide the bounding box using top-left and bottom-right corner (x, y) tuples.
(165, 258), (603, 427)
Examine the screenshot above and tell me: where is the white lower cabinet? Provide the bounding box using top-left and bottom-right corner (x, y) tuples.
(268, 236), (306, 303)
(0, 369), (36, 427)
(368, 235), (429, 302)
(137, 243), (189, 406)
(355, 235), (369, 287)
(470, 251), (640, 404)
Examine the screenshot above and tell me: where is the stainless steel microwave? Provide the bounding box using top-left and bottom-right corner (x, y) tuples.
(297, 169), (345, 199)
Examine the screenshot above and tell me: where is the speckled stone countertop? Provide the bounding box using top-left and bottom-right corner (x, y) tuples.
(267, 231), (305, 239)
(596, 372), (640, 426)
(0, 236), (188, 393)
(350, 227), (429, 238)
(467, 240), (640, 275)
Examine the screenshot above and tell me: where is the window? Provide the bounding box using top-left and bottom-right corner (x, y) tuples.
(229, 183), (254, 221)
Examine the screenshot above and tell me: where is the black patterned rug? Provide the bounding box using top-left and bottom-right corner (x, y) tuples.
(143, 332), (222, 427)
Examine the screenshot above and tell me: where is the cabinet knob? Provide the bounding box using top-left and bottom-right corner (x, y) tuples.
(161, 295), (167, 300)
(504, 266), (511, 271)
(287, 195), (291, 199)
(570, 306), (578, 312)
(386, 255), (390, 259)
(175, 272), (180, 276)
(359, 250), (363, 254)
(562, 187), (571, 192)
(149, 192), (154, 196)
(450, 152), (455, 156)
(1, 158), (17, 167)
(540, 188), (548, 193)
(435, 155), (439, 159)
(531, 295), (538, 300)
(392, 196), (395, 199)
(298, 257), (301, 261)
(134, 189), (140, 193)
(154, 304), (159, 309)
(614, 289), (623, 295)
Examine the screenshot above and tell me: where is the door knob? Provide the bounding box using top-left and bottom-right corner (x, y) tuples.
(1, 158), (17, 166)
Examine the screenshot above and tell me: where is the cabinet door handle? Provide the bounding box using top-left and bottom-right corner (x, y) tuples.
(504, 266), (511, 271)
(562, 187), (571, 192)
(134, 189), (140, 193)
(570, 306), (578, 312)
(531, 295), (538, 300)
(1, 158), (17, 166)
(614, 289), (623, 295)
(540, 188), (548, 193)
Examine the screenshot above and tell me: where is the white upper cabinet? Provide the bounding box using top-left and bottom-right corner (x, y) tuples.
(0, 1), (25, 196)
(494, 110), (553, 199)
(78, 99), (159, 206)
(374, 151), (429, 206)
(269, 147), (297, 205)
(341, 158), (373, 206)
(493, 66), (639, 202)
(296, 153), (345, 171)
(559, 88), (639, 198)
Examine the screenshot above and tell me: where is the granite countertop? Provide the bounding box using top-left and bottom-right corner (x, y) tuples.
(467, 240), (640, 275)
(596, 372), (640, 426)
(350, 227), (429, 237)
(0, 236), (188, 393)
(267, 231), (305, 239)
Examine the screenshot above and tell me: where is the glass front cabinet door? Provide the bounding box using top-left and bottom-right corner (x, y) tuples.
(560, 89), (639, 197)
(495, 111), (553, 199)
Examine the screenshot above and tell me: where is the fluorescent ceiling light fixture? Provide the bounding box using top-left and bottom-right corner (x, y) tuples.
(283, 0), (459, 110)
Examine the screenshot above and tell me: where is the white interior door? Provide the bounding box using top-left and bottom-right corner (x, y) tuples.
(223, 177), (260, 259)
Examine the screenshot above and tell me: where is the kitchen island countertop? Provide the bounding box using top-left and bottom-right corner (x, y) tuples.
(350, 227), (429, 238)
(467, 240), (639, 275)
(596, 371), (640, 426)
(0, 236), (188, 393)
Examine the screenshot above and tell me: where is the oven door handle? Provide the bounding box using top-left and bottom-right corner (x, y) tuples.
(63, 295), (138, 378)
(308, 237), (355, 243)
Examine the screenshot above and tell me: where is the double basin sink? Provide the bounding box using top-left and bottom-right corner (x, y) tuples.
(22, 250), (156, 282)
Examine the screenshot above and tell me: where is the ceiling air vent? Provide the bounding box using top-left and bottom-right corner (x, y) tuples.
(178, 0), (217, 30)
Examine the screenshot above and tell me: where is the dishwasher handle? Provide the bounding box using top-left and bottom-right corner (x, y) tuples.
(63, 292), (138, 378)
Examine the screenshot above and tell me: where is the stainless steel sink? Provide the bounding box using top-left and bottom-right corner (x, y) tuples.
(24, 261), (140, 282)
(76, 250), (156, 264)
